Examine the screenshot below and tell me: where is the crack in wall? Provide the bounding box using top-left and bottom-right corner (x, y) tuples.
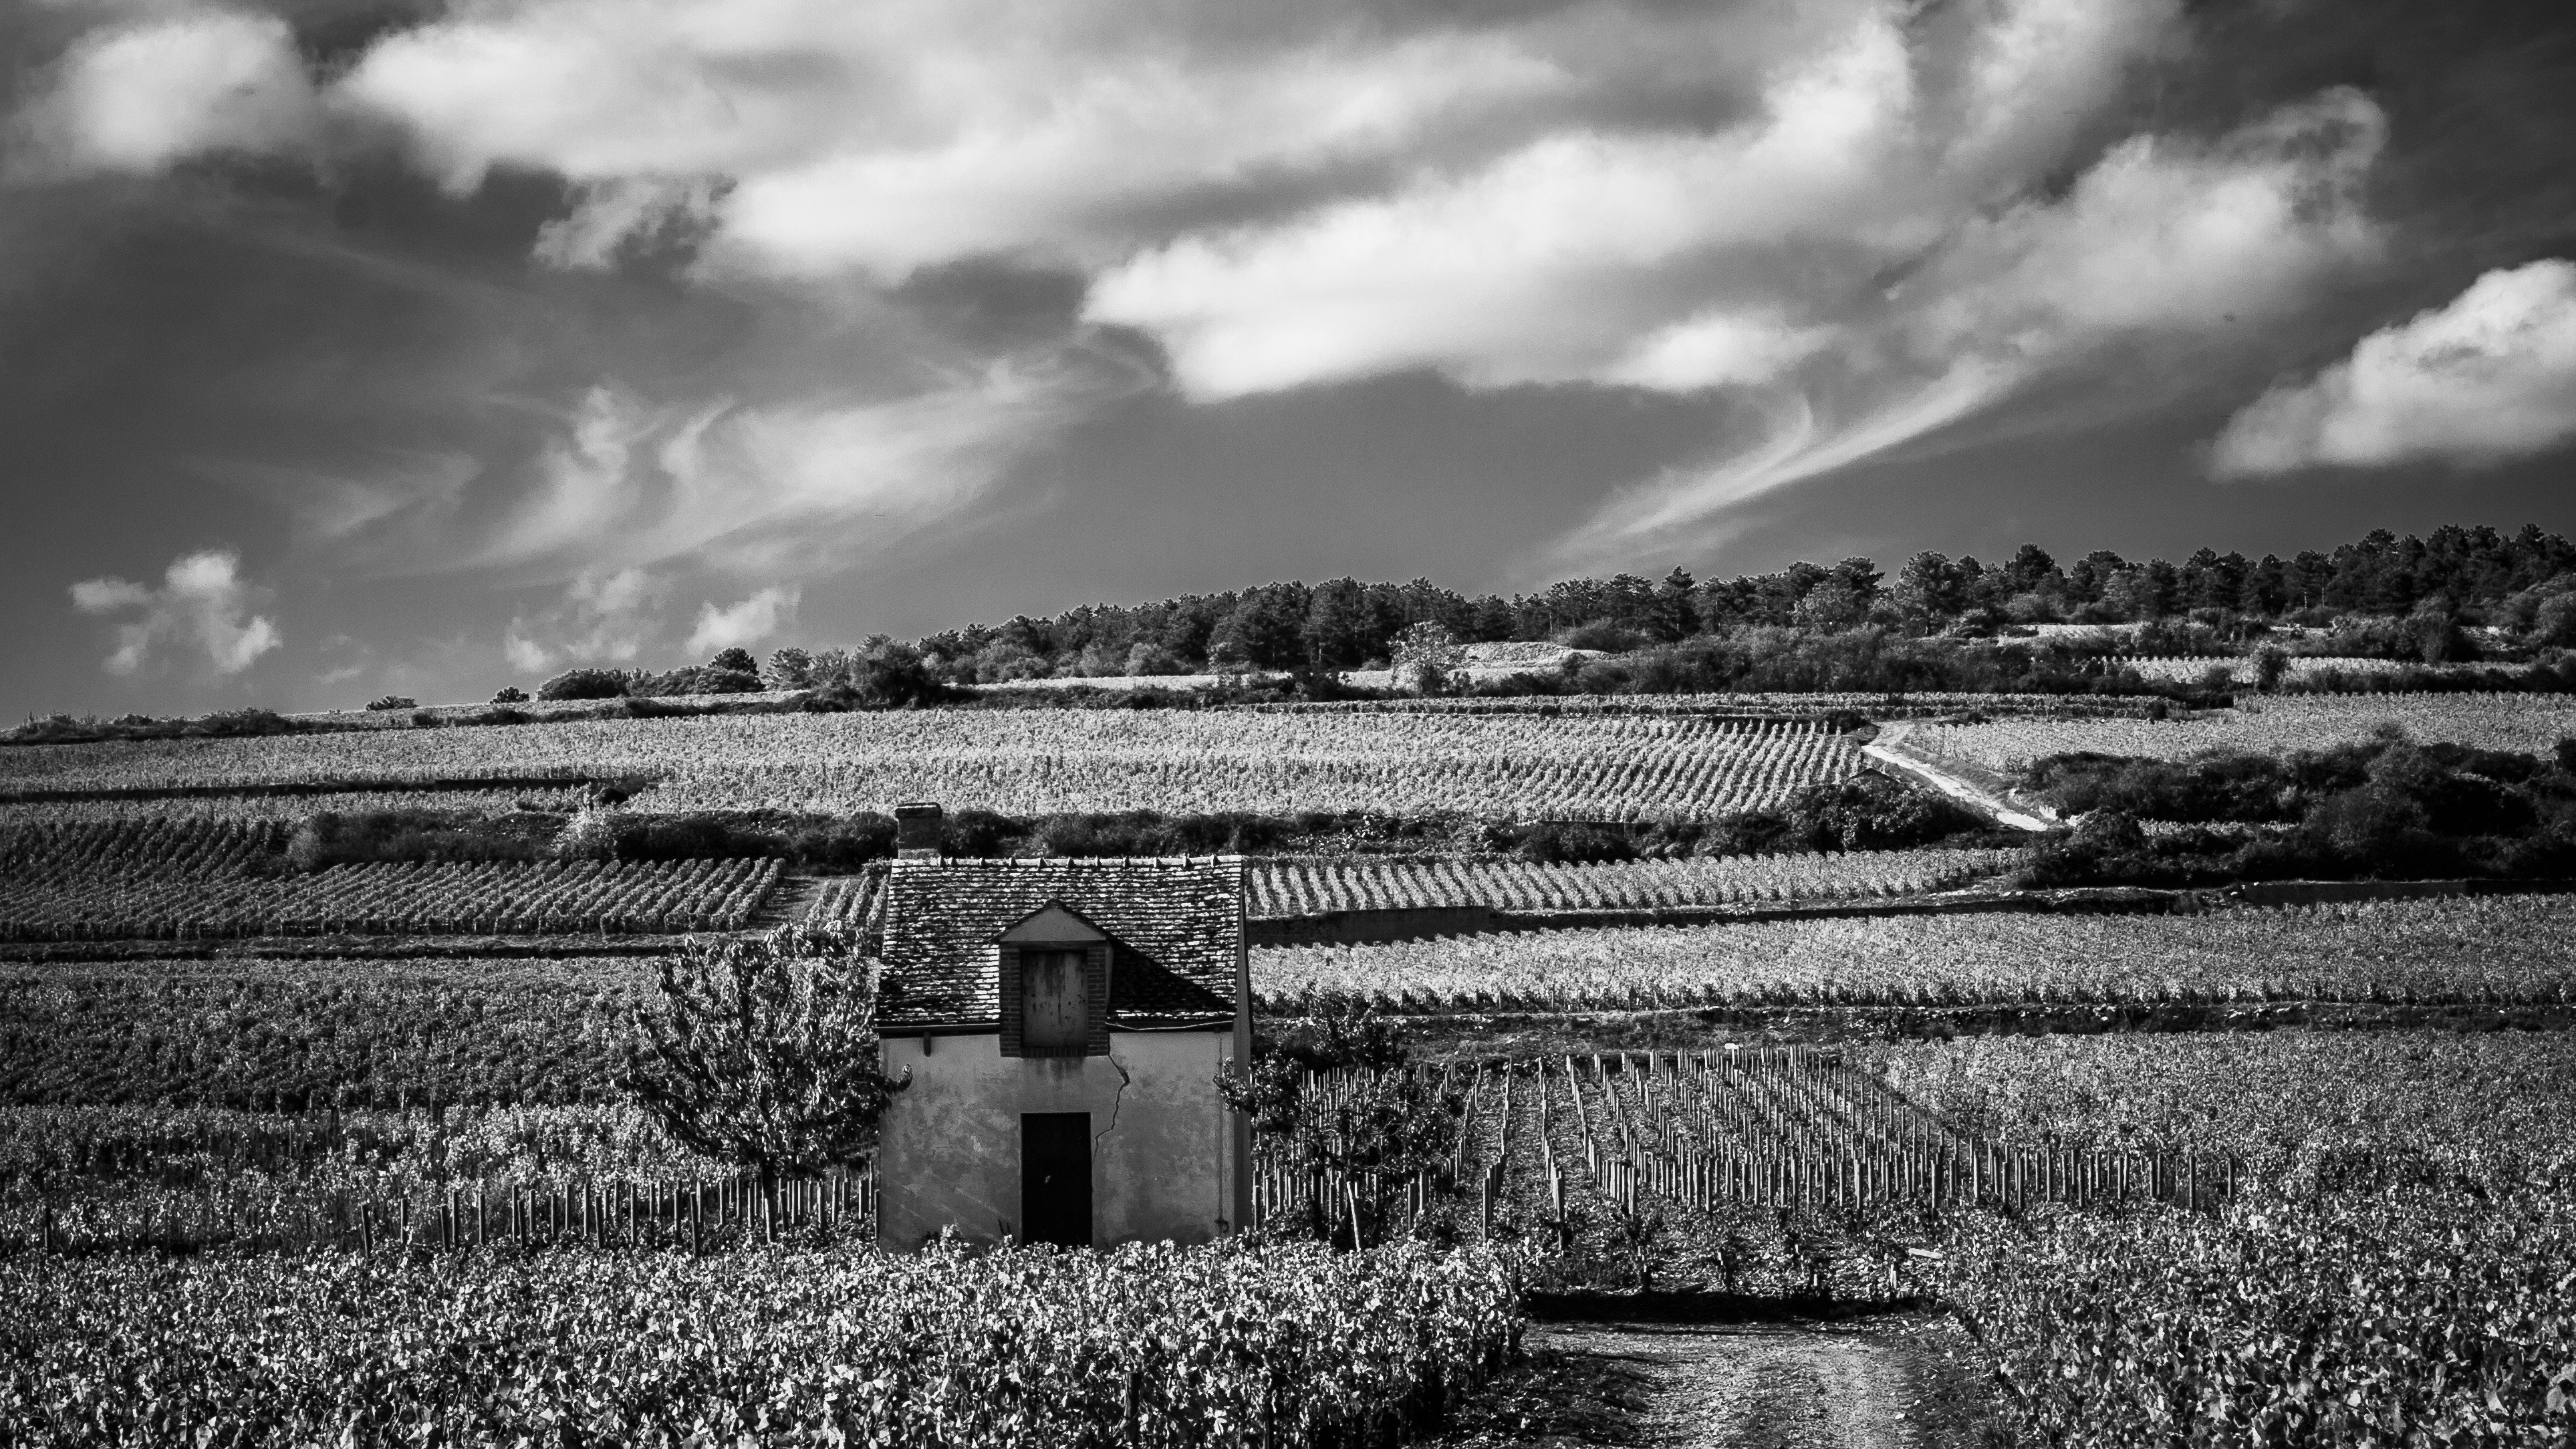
(1096, 1053), (1133, 1150)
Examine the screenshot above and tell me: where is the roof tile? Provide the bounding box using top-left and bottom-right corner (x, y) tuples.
(878, 856), (1245, 1030)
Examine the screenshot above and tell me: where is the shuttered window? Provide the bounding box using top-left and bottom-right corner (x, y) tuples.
(1022, 949), (1086, 1053)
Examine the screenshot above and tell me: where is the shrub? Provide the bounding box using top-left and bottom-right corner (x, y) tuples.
(1390, 622), (1465, 694)
(365, 695), (416, 711)
(491, 686), (529, 704)
(801, 648), (958, 710)
(539, 668), (633, 701)
(1122, 642), (1190, 676)
(183, 708), (293, 738)
(1518, 821), (1637, 864)
(287, 809), (551, 871)
(638, 665), (762, 696)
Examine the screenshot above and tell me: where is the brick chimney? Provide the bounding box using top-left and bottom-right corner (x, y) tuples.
(895, 801), (944, 861)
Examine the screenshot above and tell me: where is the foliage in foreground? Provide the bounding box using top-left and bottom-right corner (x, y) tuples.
(0, 1238), (1521, 1448)
(1867, 1029), (2576, 1446)
(1936, 1183), (2576, 1446)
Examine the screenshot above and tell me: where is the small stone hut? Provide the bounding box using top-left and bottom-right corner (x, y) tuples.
(871, 805), (1253, 1248)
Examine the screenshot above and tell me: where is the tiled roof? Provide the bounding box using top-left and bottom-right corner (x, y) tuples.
(878, 857), (1245, 1030)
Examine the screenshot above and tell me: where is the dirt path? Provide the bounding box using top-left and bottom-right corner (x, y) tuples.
(1862, 725), (2053, 834)
(1441, 1313), (2006, 1449)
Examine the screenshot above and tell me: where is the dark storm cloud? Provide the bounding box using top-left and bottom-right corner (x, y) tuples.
(1, 0), (2573, 719)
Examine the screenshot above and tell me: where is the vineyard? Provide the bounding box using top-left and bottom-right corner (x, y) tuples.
(0, 956), (651, 1107)
(0, 1239), (1520, 1448)
(0, 709), (1866, 820)
(1894, 691), (2576, 775)
(1244, 1031), (2576, 1442)
(0, 784), (596, 825)
(1246, 848), (2018, 920)
(1257, 1049), (2234, 1255)
(2115, 654), (2533, 684)
(0, 1102), (850, 1255)
(0, 819), (780, 940)
(1891, 1030), (2576, 1444)
(1252, 894), (2576, 1011)
(1251, 692), (2187, 718)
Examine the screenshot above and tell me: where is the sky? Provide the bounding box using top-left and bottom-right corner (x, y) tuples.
(3, 0), (2573, 719)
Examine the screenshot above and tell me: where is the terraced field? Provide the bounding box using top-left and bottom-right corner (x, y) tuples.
(0, 821), (778, 941)
(0, 710), (1865, 821)
(1898, 692), (2576, 775)
(1247, 849), (2017, 918)
(1252, 895), (2576, 1011)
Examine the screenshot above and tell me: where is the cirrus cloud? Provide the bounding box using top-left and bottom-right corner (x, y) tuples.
(2210, 259), (2576, 477)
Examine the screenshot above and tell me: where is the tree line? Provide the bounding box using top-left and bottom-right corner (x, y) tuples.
(759, 523), (2576, 687)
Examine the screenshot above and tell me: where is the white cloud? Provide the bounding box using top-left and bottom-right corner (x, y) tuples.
(1598, 313), (1841, 392)
(332, 0), (1579, 273)
(1077, 0), (2202, 402)
(503, 634), (554, 673)
(1558, 86), (2385, 557)
(33, 12), (319, 174)
(70, 549), (281, 676)
(1084, 15), (1924, 399)
(684, 586), (799, 655)
(500, 566), (662, 674)
(2210, 259), (2576, 477)
(533, 176), (723, 270)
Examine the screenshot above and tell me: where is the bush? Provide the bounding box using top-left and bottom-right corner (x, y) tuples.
(1518, 821), (1637, 864)
(802, 648), (958, 710)
(365, 696), (416, 712)
(1556, 620), (1650, 652)
(287, 809), (551, 871)
(636, 666), (761, 696)
(491, 686), (529, 704)
(539, 668), (633, 702)
(183, 708), (294, 739)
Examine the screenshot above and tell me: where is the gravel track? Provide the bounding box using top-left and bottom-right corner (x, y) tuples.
(1445, 1313), (2003, 1449)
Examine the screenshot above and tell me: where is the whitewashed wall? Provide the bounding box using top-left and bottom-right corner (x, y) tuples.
(875, 1030), (1244, 1248)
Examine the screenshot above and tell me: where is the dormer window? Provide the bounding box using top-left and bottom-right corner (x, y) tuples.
(1021, 950), (1085, 1051)
(997, 904), (1112, 1058)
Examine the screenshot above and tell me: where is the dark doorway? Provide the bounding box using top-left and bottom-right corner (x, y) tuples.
(1021, 1112), (1092, 1248)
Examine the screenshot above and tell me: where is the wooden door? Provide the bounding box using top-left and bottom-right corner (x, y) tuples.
(1021, 1112), (1092, 1248)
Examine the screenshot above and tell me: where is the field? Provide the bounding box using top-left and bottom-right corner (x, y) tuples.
(0, 956), (649, 1107)
(0, 820), (781, 940)
(2117, 654), (2533, 684)
(0, 710), (1864, 820)
(1861, 1028), (2576, 1166)
(1246, 848), (2019, 918)
(0, 1239), (1519, 1446)
(11, 686), (2576, 1448)
(1252, 894), (2576, 1011)
(1898, 691), (2576, 774)
(1292, 1031), (2576, 1440)
(0, 784), (594, 824)
(1883, 1031), (2576, 1442)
